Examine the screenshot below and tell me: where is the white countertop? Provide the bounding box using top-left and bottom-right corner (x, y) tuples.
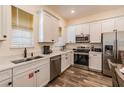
(0, 50), (73, 72)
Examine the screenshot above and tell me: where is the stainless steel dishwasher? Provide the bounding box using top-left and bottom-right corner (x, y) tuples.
(50, 55), (61, 81)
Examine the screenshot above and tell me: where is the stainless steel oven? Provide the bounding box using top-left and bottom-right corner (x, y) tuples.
(76, 34), (90, 43)
(73, 47), (90, 70)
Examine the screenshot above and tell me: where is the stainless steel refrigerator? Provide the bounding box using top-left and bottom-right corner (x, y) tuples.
(102, 30), (124, 76)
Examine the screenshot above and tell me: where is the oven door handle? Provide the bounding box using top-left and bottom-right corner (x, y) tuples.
(74, 52), (89, 55)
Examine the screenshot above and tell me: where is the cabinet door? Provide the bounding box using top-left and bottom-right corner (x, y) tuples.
(82, 23), (90, 34)
(102, 18), (115, 33)
(89, 53), (102, 71)
(90, 21), (102, 43)
(115, 16), (124, 31)
(0, 6), (2, 36)
(75, 25), (83, 35)
(0, 79), (12, 87)
(51, 16), (59, 42)
(70, 51), (74, 65)
(66, 53), (71, 68)
(36, 63), (50, 87)
(43, 13), (53, 42)
(76, 24), (89, 35)
(13, 69), (35, 87)
(61, 54), (67, 72)
(67, 26), (76, 43)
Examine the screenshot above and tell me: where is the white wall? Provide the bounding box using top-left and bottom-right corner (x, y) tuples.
(0, 5), (66, 58)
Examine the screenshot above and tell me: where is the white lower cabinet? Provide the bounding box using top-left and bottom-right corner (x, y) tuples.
(13, 58), (50, 87)
(0, 69), (12, 87)
(0, 79), (12, 87)
(61, 54), (67, 72)
(35, 63), (50, 87)
(89, 52), (102, 72)
(61, 52), (72, 73)
(13, 69), (35, 87)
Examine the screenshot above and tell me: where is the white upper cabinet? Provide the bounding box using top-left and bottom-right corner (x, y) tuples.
(75, 25), (82, 35)
(115, 16), (124, 31)
(38, 11), (59, 42)
(101, 18), (115, 33)
(0, 5), (8, 41)
(0, 6), (2, 37)
(90, 21), (102, 43)
(0, 5), (6, 41)
(67, 26), (76, 43)
(76, 23), (89, 35)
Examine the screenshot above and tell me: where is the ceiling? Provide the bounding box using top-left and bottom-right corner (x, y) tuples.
(47, 5), (123, 21)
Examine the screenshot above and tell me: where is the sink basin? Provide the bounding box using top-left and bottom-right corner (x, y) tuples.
(33, 56), (43, 59)
(11, 56), (44, 64)
(12, 59), (26, 64)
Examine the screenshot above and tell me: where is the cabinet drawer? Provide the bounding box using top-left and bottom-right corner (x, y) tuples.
(0, 69), (12, 82)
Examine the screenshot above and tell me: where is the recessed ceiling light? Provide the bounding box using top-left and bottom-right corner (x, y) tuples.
(71, 10), (75, 14)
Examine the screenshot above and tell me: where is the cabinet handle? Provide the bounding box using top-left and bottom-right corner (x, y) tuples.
(8, 82), (12, 86)
(3, 35), (7, 38)
(35, 70), (40, 73)
(93, 54), (97, 56)
(35, 70), (38, 73)
(52, 40), (54, 42)
(37, 70), (40, 73)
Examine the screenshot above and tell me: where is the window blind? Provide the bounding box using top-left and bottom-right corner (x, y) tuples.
(11, 6), (34, 48)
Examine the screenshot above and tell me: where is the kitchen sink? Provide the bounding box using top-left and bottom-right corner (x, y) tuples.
(11, 56), (44, 64)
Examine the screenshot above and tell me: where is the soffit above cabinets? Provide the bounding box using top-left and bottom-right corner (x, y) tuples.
(47, 5), (123, 21)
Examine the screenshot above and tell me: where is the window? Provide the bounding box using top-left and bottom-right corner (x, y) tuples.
(11, 6), (34, 48)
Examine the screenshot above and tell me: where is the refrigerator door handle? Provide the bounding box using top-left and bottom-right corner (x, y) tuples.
(114, 30), (117, 62)
(113, 40), (116, 59)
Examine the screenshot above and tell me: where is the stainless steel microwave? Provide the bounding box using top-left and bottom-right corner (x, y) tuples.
(76, 34), (90, 43)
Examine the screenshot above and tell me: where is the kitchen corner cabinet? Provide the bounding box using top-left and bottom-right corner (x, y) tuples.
(38, 11), (59, 42)
(0, 69), (12, 87)
(13, 58), (50, 87)
(90, 21), (102, 43)
(67, 26), (76, 43)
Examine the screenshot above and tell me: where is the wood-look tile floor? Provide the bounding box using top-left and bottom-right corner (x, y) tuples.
(48, 66), (112, 87)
